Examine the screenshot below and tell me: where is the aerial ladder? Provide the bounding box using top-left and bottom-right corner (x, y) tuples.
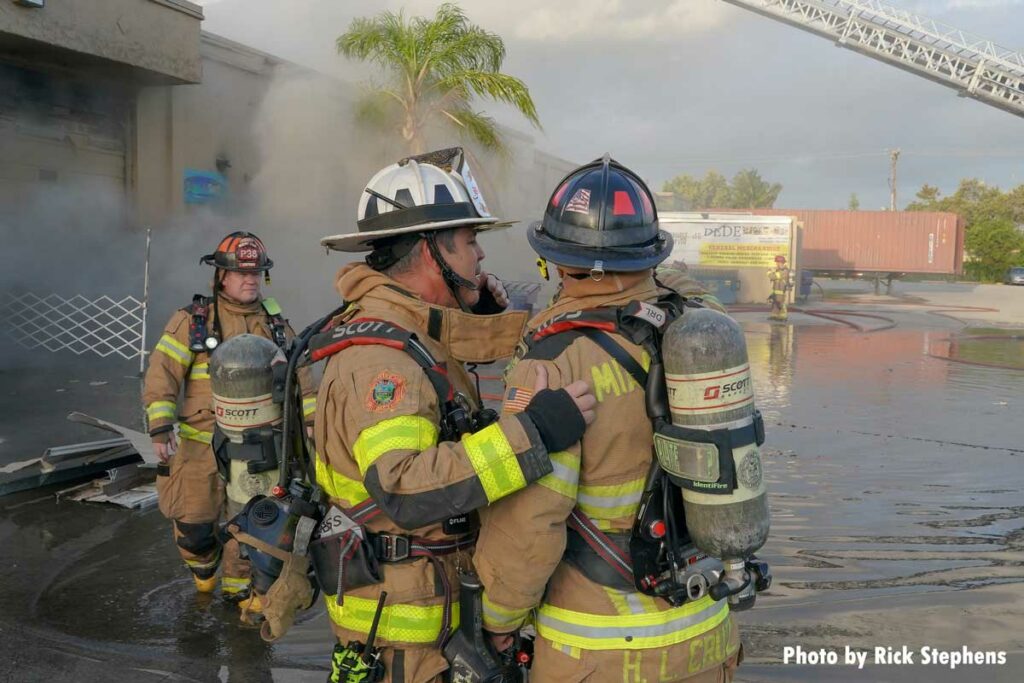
(720, 0), (1024, 119)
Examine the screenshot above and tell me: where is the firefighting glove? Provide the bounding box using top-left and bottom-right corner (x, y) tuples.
(524, 389), (587, 453)
(471, 274), (510, 314)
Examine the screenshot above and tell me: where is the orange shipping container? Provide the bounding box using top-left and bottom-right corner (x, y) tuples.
(749, 209), (964, 275)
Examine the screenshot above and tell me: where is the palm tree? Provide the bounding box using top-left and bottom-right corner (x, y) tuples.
(337, 3), (540, 155)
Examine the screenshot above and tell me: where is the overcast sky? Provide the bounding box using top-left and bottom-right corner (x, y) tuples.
(195, 0), (1024, 210)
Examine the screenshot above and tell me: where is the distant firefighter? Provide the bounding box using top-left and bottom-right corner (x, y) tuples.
(142, 232), (315, 623)
(768, 255), (792, 321)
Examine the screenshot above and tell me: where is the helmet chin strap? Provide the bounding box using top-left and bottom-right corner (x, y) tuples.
(424, 232), (479, 313)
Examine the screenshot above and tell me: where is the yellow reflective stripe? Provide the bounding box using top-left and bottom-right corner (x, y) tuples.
(146, 401), (176, 422)
(324, 594), (459, 644)
(551, 642), (582, 659)
(482, 593), (532, 631)
(155, 334), (193, 367)
(537, 596), (728, 651)
(189, 362), (209, 380)
(537, 450), (580, 499)
(577, 477), (646, 520)
(179, 423), (213, 444)
(462, 423), (528, 503)
(221, 577), (251, 594)
(353, 416), (438, 475)
(302, 396), (317, 418)
(315, 453), (370, 507)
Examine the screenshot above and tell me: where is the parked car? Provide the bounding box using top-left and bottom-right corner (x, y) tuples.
(1006, 267), (1024, 285)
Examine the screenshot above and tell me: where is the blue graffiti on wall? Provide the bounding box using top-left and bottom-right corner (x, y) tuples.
(184, 169), (227, 204)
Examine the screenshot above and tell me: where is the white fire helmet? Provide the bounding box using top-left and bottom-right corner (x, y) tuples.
(321, 147), (512, 252)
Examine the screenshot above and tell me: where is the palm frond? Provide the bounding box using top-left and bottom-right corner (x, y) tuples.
(438, 71), (540, 128)
(339, 4), (541, 153)
(442, 107), (502, 153)
(338, 10), (419, 78)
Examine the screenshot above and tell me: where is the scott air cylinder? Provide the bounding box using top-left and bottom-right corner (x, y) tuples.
(210, 333), (286, 504)
(658, 307), (770, 606)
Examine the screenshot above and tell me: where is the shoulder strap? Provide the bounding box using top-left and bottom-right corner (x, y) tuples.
(307, 317), (454, 405)
(186, 295), (211, 356)
(579, 328), (648, 388)
(522, 308), (619, 361)
(261, 297), (289, 350)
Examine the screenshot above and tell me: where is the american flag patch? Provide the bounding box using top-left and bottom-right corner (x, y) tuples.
(504, 386), (534, 413)
(565, 188), (591, 214)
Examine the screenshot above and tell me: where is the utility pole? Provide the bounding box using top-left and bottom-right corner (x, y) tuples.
(888, 148), (901, 211)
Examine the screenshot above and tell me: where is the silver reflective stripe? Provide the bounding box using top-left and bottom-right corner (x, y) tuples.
(550, 458), (580, 486)
(538, 599), (726, 641)
(625, 593), (647, 615)
(577, 488), (643, 509)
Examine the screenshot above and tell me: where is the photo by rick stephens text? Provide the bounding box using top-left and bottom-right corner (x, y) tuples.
(783, 645), (1008, 670)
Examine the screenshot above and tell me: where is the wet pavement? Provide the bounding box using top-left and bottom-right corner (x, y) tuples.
(733, 314), (1024, 681)
(2, 286), (1023, 682)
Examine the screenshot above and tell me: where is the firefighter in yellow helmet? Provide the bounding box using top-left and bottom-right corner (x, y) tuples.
(142, 231), (316, 621)
(474, 156), (742, 681)
(311, 148), (596, 682)
(768, 255), (792, 321)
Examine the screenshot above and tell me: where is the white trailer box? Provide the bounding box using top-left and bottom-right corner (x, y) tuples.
(659, 213), (797, 305)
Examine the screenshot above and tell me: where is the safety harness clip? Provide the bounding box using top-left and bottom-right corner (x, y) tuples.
(374, 533), (411, 562)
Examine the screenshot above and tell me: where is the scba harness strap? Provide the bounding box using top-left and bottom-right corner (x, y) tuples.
(308, 316), (455, 406)
(186, 295), (289, 353)
(520, 295), (765, 602)
(307, 315), (497, 442)
(306, 314), (485, 648)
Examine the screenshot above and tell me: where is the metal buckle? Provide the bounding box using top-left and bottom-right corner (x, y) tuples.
(377, 533), (411, 562)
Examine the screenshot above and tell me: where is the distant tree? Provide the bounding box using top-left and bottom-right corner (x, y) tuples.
(963, 218), (1024, 281)
(906, 178), (1008, 226)
(337, 3), (539, 154)
(848, 193), (861, 210)
(661, 171), (732, 210)
(909, 179), (1024, 280)
(907, 184), (941, 208)
(660, 168), (781, 210)
(730, 169), (782, 208)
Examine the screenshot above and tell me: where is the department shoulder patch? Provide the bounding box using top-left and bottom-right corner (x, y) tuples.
(366, 372), (406, 412)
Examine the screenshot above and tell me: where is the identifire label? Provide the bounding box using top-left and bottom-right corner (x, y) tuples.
(782, 645), (1007, 670)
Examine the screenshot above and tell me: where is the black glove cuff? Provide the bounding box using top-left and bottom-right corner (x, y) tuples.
(524, 388), (586, 453)
(149, 424), (174, 437)
(471, 284), (507, 315)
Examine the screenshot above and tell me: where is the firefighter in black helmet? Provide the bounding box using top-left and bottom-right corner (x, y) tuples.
(529, 155), (672, 276)
(142, 231), (316, 624)
(475, 156), (743, 682)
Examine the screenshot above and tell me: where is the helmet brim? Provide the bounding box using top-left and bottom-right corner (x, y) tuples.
(322, 217), (513, 253)
(200, 255), (274, 271)
(528, 222), (673, 272)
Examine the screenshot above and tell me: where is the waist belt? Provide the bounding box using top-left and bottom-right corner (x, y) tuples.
(368, 531), (477, 563)
(367, 531), (477, 648)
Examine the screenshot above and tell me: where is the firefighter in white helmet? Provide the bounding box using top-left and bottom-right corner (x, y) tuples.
(311, 148), (596, 682)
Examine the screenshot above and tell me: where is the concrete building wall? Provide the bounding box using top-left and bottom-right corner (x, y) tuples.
(0, 0), (202, 84)
(1, 18), (576, 342)
(134, 33), (278, 227)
